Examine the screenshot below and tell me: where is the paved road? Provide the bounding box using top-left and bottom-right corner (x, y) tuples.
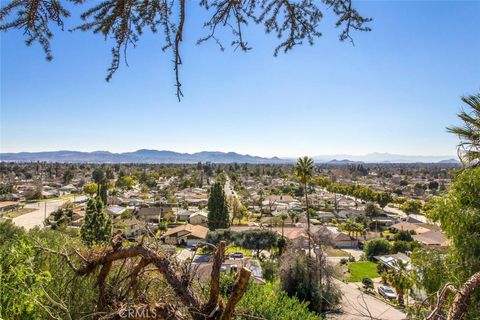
(13, 200), (66, 230)
(328, 280), (406, 320)
(224, 177), (237, 198)
(384, 205), (427, 223)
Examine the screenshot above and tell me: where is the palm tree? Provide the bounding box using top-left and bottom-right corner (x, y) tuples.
(294, 156), (315, 254)
(288, 210), (298, 225)
(447, 93), (480, 166)
(385, 260), (412, 306)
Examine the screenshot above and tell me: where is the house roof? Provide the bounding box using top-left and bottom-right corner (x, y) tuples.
(162, 224), (208, 239)
(413, 230), (448, 246)
(138, 207), (163, 216)
(106, 205), (127, 216)
(265, 195), (296, 203)
(374, 253), (412, 270)
(190, 211), (208, 218)
(391, 221), (430, 234)
(0, 201), (18, 209)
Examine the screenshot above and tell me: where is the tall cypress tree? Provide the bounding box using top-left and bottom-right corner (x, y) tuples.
(81, 198), (112, 246)
(207, 182), (229, 230)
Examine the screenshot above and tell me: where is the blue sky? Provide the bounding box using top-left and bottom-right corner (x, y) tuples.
(1, 1), (479, 157)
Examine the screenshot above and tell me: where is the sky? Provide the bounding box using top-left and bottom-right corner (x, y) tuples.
(1, 0), (479, 158)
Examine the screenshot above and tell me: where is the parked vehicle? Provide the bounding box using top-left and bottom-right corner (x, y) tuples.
(230, 252), (244, 259)
(378, 285), (396, 300)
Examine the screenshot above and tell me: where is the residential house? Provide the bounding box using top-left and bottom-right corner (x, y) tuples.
(413, 230), (448, 247)
(189, 211), (208, 226)
(176, 208), (196, 222)
(317, 211), (336, 222)
(114, 218), (147, 239)
(390, 221), (431, 234)
(59, 184), (77, 194)
(374, 253), (412, 271)
(161, 224), (208, 246)
(323, 226), (358, 248)
(138, 207), (163, 223)
(0, 201), (18, 215)
(106, 205), (127, 219)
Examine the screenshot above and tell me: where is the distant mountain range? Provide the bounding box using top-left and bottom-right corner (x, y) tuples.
(0, 150), (460, 164)
(0, 149), (284, 164)
(313, 153), (460, 164)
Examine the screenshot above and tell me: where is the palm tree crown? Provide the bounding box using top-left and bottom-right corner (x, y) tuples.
(294, 156), (315, 184)
(447, 93), (480, 166)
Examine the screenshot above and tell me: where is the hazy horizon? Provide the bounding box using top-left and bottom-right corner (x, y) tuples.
(0, 148), (458, 161)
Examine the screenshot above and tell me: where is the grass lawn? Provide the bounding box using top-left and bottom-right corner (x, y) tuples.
(5, 208), (36, 218)
(225, 246), (252, 256)
(347, 261), (380, 282)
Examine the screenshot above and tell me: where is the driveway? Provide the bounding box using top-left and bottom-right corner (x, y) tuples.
(13, 200), (66, 230)
(328, 280), (406, 320)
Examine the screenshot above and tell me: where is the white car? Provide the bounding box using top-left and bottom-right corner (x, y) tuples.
(378, 285), (396, 300)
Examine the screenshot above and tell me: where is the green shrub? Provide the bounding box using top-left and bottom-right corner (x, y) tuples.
(261, 260), (278, 282)
(237, 282), (319, 320)
(364, 238), (391, 261)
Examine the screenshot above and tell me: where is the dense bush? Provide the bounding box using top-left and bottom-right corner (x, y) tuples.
(362, 278), (374, 290)
(279, 248), (341, 314)
(261, 259), (278, 282)
(393, 230), (414, 242)
(237, 282), (319, 320)
(364, 238), (391, 261)
(0, 221), (97, 319)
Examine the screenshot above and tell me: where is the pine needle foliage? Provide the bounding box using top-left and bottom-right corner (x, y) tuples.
(1, 0), (371, 100)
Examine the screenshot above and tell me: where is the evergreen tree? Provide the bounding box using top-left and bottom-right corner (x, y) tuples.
(81, 198), (112, 246)
(99, 182), (108, 205)
(207, 182), (229, 230)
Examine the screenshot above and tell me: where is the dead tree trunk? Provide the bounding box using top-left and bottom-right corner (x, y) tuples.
(43, 239), (251, 320)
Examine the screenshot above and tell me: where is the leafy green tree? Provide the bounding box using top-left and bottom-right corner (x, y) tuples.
(207, 182), (229, 230)
(376, 192), (392, 209)
(428, 166), (480, 282)
(400, 199), (422, 216)
(241, 229), (278, 257)
(62, 168), (74, 184)
(83, 182), (98, 196)
(447, 93), (480, 166)
(410, 248), (449, 295)
(227, 196), (243, 225)
(116, 175), (135, 190)
(394, 230), (414, 242)
(364, 202), (379, 218)
(294, 156), (315, 254)
(0, 225), (52, 318)
(391, 240), (418, 254)
(80, 198), (112, 246)
(428, 181), (439, 191)
(49, 205), (74, 229)
(261, 260), (278, 282)
(364, 238), (391, 261)
(362, 278), (374, 290)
